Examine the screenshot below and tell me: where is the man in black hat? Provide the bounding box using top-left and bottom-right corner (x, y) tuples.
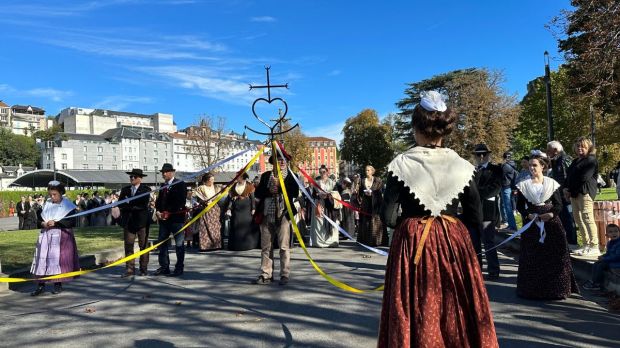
(154, 163), (188, 276)
(118, 168), (152, 277)
(472, 144), (502, 279)
(253, 151), (299, 286)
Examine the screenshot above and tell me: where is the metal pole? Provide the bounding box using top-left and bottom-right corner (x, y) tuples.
(590, 103), (596, 147)
(52, 142), (57, 181)
(544, 51), (554, 142)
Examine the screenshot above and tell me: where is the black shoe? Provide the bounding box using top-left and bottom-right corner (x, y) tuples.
(139, 270), (148, 276)
(279, 276), (289, 286)
(153, 268), (170, 276)
(253, 275), (273, 285)
(486, 273), (500, 280)
(30, 284), (45, 297)
(170, 269), (184, 277)
(52, 283), (63, 294)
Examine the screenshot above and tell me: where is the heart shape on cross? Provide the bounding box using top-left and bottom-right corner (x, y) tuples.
(251, 97), (288, 128)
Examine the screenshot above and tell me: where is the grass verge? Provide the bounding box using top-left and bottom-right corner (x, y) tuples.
(0, 226), (123, 273)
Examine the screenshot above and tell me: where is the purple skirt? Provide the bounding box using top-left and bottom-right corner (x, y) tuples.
(31, 228), (80, 283)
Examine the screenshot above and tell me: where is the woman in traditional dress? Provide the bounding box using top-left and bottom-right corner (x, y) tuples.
(195, 173), (221, 251)
(339, 177), (356, 238)
(309, 165), (339, 248)
(379, 91), (497, 347)
(227, 172), (257, 251)
(30, 181), (80, 296)
(357, 165), (386, 246)
(515, 154), (579, 300)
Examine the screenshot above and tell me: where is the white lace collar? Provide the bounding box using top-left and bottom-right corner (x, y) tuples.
(387, 147), (475, 216)
(41, 197), (77, 222)
(516, 177), (560, 206)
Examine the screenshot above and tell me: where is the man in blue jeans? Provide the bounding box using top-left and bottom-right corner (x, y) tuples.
(500, 151), (518, 231)
(154, 163), (188, 277)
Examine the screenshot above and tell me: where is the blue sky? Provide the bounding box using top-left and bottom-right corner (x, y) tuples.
(0, 0), (569, 143)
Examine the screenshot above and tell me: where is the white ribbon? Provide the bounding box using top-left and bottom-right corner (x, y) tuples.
(536, 219), (546, 243)
(480, 214), (545, 255)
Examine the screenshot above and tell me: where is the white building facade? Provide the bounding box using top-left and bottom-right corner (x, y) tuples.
(58, 107), (177, 135)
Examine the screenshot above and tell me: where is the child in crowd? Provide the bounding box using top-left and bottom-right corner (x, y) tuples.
(583, 223), (620, 291)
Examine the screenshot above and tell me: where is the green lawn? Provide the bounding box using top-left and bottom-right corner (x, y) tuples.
(0, 226), (123, 273)
(595, 187), (618, 201)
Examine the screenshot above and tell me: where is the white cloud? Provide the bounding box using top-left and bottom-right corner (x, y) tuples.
(93, 96), (154, 111)
(304, 121), (345, 146)
(250, 16), (277, 23)
(0, 84), (73, 103)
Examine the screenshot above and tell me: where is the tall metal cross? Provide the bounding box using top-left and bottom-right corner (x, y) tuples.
(249, 66), (288, 102)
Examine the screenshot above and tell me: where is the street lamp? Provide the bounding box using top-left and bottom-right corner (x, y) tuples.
(590, 103), (596, 147)
(544, 51), (555, 142)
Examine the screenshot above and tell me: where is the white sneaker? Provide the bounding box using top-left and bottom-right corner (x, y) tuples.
(574, 246), (589, 256)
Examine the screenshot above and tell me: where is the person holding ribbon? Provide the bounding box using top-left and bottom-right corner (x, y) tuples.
(30, 181), (80, 296)
(154, 163), (188, 277)
(309, 165), (339, 248)
(357, 165), (386, 247)
(378, 91), (497, 347)
(253, 151), (299, 286)
(515, 154), (579, 300)
(227, 172), (258, 251)
(194, 172), (222, 251)
(118, 168), (152, 278)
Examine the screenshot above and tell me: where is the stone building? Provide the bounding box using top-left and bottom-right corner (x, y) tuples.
(58, 107), (176, 135)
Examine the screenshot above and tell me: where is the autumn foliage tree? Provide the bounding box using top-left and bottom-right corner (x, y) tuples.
(396, 68), (520, 160)
(340, 109), (393, 175)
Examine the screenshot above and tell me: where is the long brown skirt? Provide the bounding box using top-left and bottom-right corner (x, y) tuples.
(378, 217), (498, 348)
(197, 205), (221, 250)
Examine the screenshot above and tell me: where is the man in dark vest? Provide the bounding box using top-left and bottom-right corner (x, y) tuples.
(547, 140), (577, 246)
(472, 144), (502, 280)
(253, 151), (299, 286)
(118, 168), (152, 278)
(154, 163), (188, 277)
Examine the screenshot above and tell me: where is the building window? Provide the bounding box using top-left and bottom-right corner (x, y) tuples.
(46, 154), (51, 161)
(83, 154), (87, 161)
(154, 150), (158, 156)
(154, 157), (158, 163)
(144, 157), (147, 163)
(61, 163), (67, 169)
(97, 155), (103, 161)
(46, 164), (51, 169)
(97, 146), (103, 153)
(112, 165), (118, 170)
(113, 156), (117, 161)
(113, 147), (117, 153)
(61, 153), (67, 160)
(83, 146), (87, 152)
(83, 164), (89, 169)
(98, 164), (103, 170)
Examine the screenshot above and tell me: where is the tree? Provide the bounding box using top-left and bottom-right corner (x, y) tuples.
(517, 65), (620, 171)
(279, 119), (311, 169)
(551, 0), (620, 115)
(340, 109), (394, 175)
(187, 114), (226, 170)
(0, 128), (39, 167)
(33, 124), (66, 142)
(381, 112), (410, 155)
(396, 68), (520, 159)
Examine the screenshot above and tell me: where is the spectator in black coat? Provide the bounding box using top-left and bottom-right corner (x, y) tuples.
(547, 140), (577, 246)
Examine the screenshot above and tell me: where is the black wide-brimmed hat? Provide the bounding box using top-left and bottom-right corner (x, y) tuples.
(268, 151), (291, 164)
(472, 143), (492, 154)
(125, 168), (147, 177)
(159, 163), (176, 173)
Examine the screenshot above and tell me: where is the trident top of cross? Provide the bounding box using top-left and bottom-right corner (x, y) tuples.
(249, 66), (288, 102)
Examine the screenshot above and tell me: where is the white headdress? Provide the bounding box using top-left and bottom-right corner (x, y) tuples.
(530, 149), (548, 159)
(419, 91), (447, 112)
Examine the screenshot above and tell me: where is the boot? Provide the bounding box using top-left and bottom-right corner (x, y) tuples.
(30, 283), (45, 296)
(52, 282), (63, 294)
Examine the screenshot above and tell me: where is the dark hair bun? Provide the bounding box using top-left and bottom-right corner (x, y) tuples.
(411, 104), (456, 138)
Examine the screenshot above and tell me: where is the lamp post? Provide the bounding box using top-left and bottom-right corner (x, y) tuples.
(544, 51), (555, 142)
(590, 103), (596, 147)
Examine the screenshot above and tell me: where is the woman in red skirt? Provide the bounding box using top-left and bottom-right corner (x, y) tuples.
(378, 91), (497, 347)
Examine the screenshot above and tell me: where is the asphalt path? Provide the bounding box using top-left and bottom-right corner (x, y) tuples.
(0, 241), (618, 347)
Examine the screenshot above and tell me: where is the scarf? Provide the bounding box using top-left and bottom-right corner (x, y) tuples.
(516, 177), (560, 206)
(387, 147), (474, 216)
(41, 197), (77, 222)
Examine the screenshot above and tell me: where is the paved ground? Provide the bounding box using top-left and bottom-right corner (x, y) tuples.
(0, 216), (18, 231)
(0, 241), (619, 347)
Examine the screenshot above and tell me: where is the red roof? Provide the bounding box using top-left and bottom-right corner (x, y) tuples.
(306, 136), (335, 142)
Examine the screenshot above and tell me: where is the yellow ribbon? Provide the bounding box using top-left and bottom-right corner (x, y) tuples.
(0, 150), (263, 283)
(272, 141), (383, 293)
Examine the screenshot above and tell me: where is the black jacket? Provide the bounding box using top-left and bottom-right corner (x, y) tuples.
(16, 201), (30, 218)
(566, 155), (598, 200)
(155, 178), (188, 224)
(254, 170), (300, 219)
(550, 151), (572, 187)
(501, 161), (517, 189)
(118, 184), (152, 232)
(474, 163), (502, 223)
